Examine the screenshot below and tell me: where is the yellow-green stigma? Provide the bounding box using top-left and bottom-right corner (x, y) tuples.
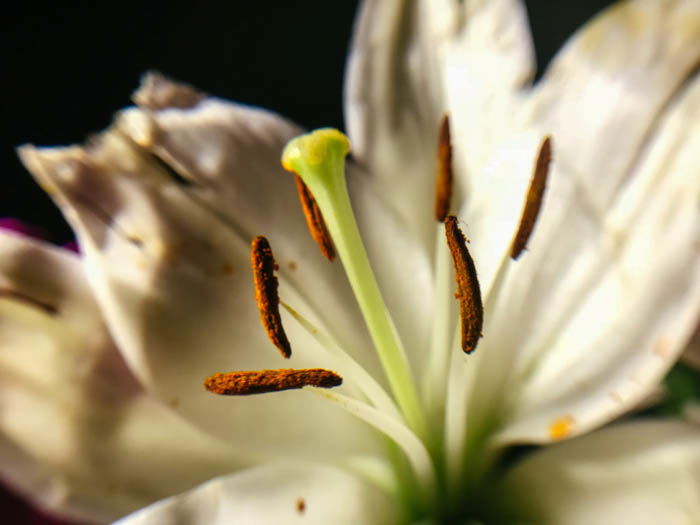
(282, 127), (350, 175)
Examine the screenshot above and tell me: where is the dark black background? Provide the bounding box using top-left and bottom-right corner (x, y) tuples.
(0, 1), (613, 523)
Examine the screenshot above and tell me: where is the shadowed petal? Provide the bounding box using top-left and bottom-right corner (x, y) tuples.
(681, 325), (700, 370)
(116, 461), (401, 525)
(0, 232), (244, 523)
(19, 101), (380, 460)
(501, 420), (700, 524)
(345, 0), (534, 250)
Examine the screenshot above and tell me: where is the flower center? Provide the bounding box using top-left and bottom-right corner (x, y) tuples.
(204, 124), (554, 522)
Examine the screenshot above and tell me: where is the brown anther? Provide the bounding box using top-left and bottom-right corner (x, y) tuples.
(434, 114), (454, 222)
(294, 175), (336, 261)
(445, 216), (483, 354)
(510, 136), (552, 260)
(204, 368), (343, 395)
(251, 236), (292, 358)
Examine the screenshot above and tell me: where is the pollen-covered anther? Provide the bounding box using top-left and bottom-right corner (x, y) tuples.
(510, 135), (552, 260)
(434, 114), (453, 222)
(204, 368), (343, 395)
(251, 236), (292, 358)
(293, 174), (336, 261)
(445, 216), (483, 354)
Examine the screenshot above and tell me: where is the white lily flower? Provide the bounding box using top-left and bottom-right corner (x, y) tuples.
(6, 0), (700, 522)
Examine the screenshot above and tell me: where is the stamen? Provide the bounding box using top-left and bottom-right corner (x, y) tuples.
(510, 136), (552, 260)
(251, 236), (292, 358)
(445, 216), (483, 354)
(204, 368), (342, 395)
(434, 114), (453, 223)
(293, 174), (336, 261)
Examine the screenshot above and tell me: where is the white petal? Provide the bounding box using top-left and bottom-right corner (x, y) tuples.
(0, 232), (242, 522)
(124, 77), (434, 379)
(19, 97), (379, 460)
(124, 74), (372, 363)
(116, 461), (401, 525)
(501, 420), (700, 524)
(345, 0), (534, 249)
(526, 0), (700, 212)
(470, 68), (700, 444)
(347, 164), (435, 372)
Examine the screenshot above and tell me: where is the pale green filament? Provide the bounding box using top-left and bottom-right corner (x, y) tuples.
(423, 224), (457, 436)
(306, 386), (436, 505)
(282, 129), (427, 438)
(280, 300), (401, 419)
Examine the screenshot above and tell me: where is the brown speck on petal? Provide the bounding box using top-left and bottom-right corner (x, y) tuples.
(203, 369), (343, 395)
(126, 235), (144, 248)
(296, 498), (306, 514)
(251, 236), (292, 358)
(652, 337), (673, 358)
(445, 216), (483, 354)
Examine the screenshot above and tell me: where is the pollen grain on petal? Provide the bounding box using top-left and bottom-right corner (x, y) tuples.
(510, 135), (552, 260)
(251, 236), (292, 358)
(549, 415), (574, 441)
(293, 174), (336, 261)
(434, 114), (453, 223)
(203, 369), (343, 395)
(445, 216), (483, 354)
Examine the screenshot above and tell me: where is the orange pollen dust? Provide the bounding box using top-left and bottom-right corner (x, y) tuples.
(434, 114), (454, 222)
(549, 415), (575, 440)
(293, 174), (336, 261)
(251, 236), (292, 358)
(204, 368), (343, 395)
(445, 216), (483, 354)
(510, 135), (552, 260)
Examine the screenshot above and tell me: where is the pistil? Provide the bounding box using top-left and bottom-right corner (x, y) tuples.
(282, 128), (427, 438)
